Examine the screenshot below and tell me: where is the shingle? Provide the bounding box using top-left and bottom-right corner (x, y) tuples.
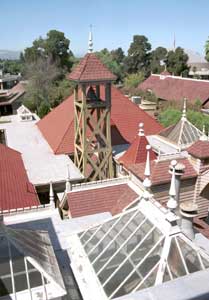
(68, 53), (117, 82)
(0, 144), (39, 211)
(188, 140), (209, 159)
(139, 74), (209, 108)
(67, 184), (138, 217)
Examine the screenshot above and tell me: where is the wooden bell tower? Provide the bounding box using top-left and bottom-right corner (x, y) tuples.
(68, 39), (116, 180)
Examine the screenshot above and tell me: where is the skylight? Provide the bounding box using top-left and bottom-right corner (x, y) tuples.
(69, 198), (209, 300)
(0, 223), (66, 300)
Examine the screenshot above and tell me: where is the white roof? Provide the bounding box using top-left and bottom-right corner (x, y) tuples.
(0, 114), (82, 185)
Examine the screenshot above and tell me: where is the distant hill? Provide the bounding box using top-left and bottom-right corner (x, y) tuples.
(0, 50), (20, 60)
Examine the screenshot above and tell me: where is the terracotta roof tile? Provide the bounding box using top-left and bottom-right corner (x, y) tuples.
(187, 140), (209, 159)
(119, 135), (156, 167)
(68, 53), (117, 82)
(67, 184), (138, 217)
(0, 144), (39, 211)
(37, 86), (163, 154)
(139, 74), (209, 108)
(127, 158), (197, 185)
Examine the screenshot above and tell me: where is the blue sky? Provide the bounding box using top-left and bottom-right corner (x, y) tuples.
(1, 0), (209, 56)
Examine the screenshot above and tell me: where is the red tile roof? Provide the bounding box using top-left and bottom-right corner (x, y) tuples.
(139, 74), (209, 108)
(37, 86), (163, 154)
(119, 134), (156, 167)
(67, 183), (138, 217)
(187, 140), (209, 159)
(68, 53), (117, 82)
(0, 144), (39, 211)
(127, 158), (197, 185)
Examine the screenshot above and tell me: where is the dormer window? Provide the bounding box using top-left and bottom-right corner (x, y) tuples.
(17, 105), (33, 122)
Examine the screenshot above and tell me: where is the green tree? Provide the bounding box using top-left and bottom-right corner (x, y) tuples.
(205, 37), (209, 62)
(96, 48), (125, 82)
(124, 72), (145, 91)
(150, 47), (167, 74)
(159, 108), (209, 132)
(111, 47), (125, 64)
(124, 35), (151, 75)
(24, 30), (73, 70)
(165, 47), (189, 76)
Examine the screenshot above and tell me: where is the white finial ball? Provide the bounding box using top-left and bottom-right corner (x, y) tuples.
(146, 145), (151, 150)
(171, 160), (177, 167)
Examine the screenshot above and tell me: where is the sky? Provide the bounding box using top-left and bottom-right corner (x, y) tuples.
(1, 0), (209, 56)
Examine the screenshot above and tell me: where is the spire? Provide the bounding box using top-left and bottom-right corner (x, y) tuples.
(49, 181), (54, 206)
(65, 164), (72, 193)
(143, 145), (152, 200)
(200, 124), (208, 141)
(138, 122), (144, 136)
(88, 24), (93, 53)
(167, 160), (177, 211)
(181, 98), (187, 120)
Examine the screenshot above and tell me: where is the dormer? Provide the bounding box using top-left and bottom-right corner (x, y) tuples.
(17, 105), (33, 122)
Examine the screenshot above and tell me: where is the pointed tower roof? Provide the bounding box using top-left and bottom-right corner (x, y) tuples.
(187, 139), (209, 159)
(119, 123), (156, 167)
(159, 98), (202, 149)
(68, 53), (117, 82)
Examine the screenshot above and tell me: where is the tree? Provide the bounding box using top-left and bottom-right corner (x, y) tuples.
(124, 35), (151, 75)
(23, 57), (60, 113)
(24, 30), (73, 70)
(159, 108), (209, 131)
(111, 47), (125, 64)
(124, 72), (145, 92)
(0, 59), (23, 74)
(150, 47), (167, 74)
(96, 48), (125, 82)
(205, 37), (209, 62)
(165, 47), (189, 76)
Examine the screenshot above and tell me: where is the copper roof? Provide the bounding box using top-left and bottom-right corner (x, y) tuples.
(188, 140), (209, 159)
(68, 53), (117, 82)
(0, 144), (39, 211)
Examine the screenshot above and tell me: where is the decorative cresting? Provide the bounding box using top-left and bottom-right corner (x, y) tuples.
(69, 50), (116, 181)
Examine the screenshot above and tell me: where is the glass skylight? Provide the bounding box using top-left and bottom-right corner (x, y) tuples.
(0, 224), (66, 299)
(74, 198), (209, 299)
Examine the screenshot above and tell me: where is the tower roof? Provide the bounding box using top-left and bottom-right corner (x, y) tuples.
(119, 124), (156, 167)
(187, 140), (209, 159)
(159, 100), (202, 149)
(68, 53), (117, 82)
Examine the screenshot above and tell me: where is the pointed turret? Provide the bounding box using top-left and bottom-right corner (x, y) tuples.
(65, 164), (72, 193)
(49, 181), (54, 206)
(142, 145), (152, 200)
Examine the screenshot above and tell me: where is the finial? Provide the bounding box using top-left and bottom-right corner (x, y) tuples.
(200, 124), (208, 141)
(65, 164), (72, 193)
(138, 123), (144, 136)
(49, 181), (54, 206)
(182, 98), (187, 120)
(167, 160), (177, 211)
(143, 145), (152, 199)
(88, 24), (93, 53)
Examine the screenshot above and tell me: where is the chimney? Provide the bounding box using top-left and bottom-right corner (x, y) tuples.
(169, 161), (185, 210)
(180, 201), (198, 240)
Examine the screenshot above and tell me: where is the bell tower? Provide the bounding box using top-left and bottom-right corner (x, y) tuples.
(68, 34), (116, 181)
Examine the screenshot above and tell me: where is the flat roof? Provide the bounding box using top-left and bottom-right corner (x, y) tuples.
(0, 114), (83, 185)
